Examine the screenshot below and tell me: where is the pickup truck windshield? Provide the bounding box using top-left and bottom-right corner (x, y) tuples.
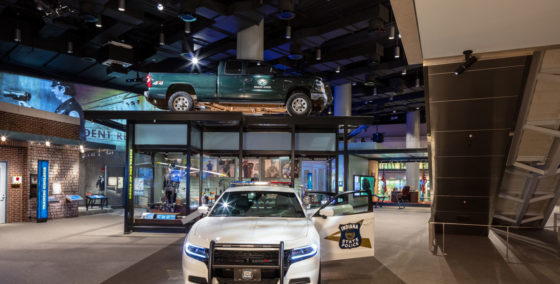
(210, 191), (305, 218)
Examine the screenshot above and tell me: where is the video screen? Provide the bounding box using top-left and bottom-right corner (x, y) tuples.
(353, 175), (374, 196)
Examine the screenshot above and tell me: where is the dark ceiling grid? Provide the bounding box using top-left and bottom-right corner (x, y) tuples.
(0, 0), (424, 124)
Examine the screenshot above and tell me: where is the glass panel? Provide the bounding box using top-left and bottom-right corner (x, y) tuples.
(203, 132), (239, 150)
(225, 60), (243, 75)
(324, 192), (370, 215)
(246, 61), (272, 75)
(244, 132), (291, 150)
(210, 191), (305, 218)
(135, 124), (187, 145)
(295, 133), (335, 151)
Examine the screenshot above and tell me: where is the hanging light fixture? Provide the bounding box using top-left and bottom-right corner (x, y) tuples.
(315, 48), (321, 60)
(67, 41), (73, 54)
(14, 27), (21, 42)
(285, 24), (291, 39)
(388, 26), (395, 40)
(159, 25), (165, 46)
(373, 87), (377, 96)
(401, 67), (407, 76)
(95, 15), (102, 28)
(184, 22), (191, 34)
(335, 65), (341, 73)
(415, 77), (420, 88)
(118, 0), (126, 11)
(390, 94), (394, 101)
(157, 1), (164, 11)
(394, 46), (400, 59)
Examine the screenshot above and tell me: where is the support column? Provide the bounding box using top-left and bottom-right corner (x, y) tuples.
(406, 111), (420, 191)
(334, 83), (352, 116)
(237, 20), (264, 61)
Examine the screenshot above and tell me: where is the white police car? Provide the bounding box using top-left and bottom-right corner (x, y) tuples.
(182, 185), (375, 284)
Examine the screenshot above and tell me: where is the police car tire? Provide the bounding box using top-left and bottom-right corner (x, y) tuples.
(286, 92), (312, 117)
(168, 91), (194, 112)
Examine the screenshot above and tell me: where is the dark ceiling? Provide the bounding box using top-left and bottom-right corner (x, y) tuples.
(0, 0), (424, 123)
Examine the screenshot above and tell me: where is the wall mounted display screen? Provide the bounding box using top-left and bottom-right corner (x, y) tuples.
(353, 175), (374, 197)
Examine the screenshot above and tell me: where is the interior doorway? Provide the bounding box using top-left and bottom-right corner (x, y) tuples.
(0, 161), (7, 224)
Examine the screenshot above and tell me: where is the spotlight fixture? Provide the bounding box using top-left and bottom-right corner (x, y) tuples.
(388, 26), (395, 40)
(14, 27), (21, 42)
(157, 2), (164, 11)
(79, 145), (85, 153)
(415, 77), (420, 88)
(454, 50), (477, 76)
(1, 136), (6, 142)
(335, 65), (341, 73)
(159, 25), (165, 46)
(398, 33), (401, 39)
(364, 73), (376, 87)
(352, 82), (356, 86)
(285, 25), (291, 39)
(67, 41), (73, 54)
(45, 141), (51, 147)
(184, 22), (191, 34)
(118, 0), (125, 11)
(394, 46), (400, 59)
(392, 110), (396, 114)
(373, 87), (377, 96)
(416, 106), (420, 110)
(315, 48), (321, 60)
(191, 57), (199, 65)
(401, 67), (407, 76)
(389, 95), (394, 101)
(95, 15), (102, 28)
(277, 0), (295, 20)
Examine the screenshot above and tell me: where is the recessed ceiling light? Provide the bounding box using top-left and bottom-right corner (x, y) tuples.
(157, 2), (164, 11)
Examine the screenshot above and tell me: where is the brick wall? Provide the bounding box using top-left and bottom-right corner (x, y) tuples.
(27, 143), (80, 220)
(0, 141), (28, 223)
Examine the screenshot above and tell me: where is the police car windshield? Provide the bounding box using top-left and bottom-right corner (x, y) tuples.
(210, 191), (305, 218)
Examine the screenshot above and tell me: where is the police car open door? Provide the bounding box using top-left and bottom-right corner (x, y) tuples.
(311, 191), (374, 261)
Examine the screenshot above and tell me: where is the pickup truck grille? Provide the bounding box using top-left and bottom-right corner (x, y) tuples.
(214, 250), (279, 266)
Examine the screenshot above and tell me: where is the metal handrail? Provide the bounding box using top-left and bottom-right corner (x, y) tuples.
(428, 220), (560, 259)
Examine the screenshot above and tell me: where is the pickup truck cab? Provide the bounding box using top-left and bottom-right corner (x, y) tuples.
(145, 59), (332, 117)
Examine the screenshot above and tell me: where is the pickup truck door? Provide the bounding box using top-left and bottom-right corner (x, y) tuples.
(243, 61), (283, 102)
(310, 191), (375, 262)
(218, 60), (245, 101)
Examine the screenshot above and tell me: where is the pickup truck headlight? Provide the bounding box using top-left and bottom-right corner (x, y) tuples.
(185, 242), (208, 262)
(290, 244), (318, 263)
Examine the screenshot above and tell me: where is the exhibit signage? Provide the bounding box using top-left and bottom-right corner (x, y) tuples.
(37, 160), (49, 222)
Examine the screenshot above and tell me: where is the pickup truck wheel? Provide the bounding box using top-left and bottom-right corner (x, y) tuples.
(168, 91), (194, 112)
(287, 93), (312, 117)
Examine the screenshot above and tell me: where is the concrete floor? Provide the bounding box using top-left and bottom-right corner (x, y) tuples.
(1, 208), (559, 284)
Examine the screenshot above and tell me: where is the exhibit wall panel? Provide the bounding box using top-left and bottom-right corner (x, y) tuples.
(135, 124), (188, 145)
(244, 132), (291, 151)
(203, 132), (239, 150)
(296, 133), (335, 151)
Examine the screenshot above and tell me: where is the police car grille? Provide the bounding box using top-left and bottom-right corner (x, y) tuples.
(213, 250), (279, 266)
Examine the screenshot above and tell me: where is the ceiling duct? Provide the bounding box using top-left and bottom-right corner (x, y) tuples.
(99, 41), (134, 68)
(278, 0), (296, 20)
(288, 43), (303, 60)
(178, 0), (197, 22)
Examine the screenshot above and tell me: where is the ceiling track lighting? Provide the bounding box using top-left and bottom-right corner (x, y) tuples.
(401, 67), (407, 76)
(45, 141), (51, 147)
(285, 25), (291, 39)
(159, 24), (165, 46)
(454, 50), (478, 76)
(335, 65), (341, 73)
(14, 27), (21, 42)
(67, 41), (73, 54)
(157, 1), (164, 11)
(118, 0), (126, 11)
(95, 15), (102, 28)
(315, 48), (321, 60)
(1, 135), (6, 142)
(415, 77), (420, 88)
(388, 25), (395, 40)
(394, 45), (400, 59)
(184, 22), (191, 34)
(373, 87), (377, 96)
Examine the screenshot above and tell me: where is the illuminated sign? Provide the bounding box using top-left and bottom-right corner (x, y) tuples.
(37, 160), (49, 222)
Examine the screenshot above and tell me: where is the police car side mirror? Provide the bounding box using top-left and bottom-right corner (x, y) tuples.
(319, 208), (334, 218)
(198, 205), (209, 216)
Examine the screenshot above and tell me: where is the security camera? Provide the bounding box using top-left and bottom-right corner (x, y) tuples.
(454, 50), (477, 76)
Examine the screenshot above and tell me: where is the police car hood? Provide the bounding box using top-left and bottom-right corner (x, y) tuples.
(191, 217), (311, 247)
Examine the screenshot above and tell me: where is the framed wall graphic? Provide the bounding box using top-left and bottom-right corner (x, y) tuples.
(264, 159), (281, 178)
(202, 158), (217, 178)
(242, 159), (260, 179)
(280, 159), (291, 179)
(108, 177), (117, 186)
(117, 177), (124, 189)
(218, 158), (236, 178)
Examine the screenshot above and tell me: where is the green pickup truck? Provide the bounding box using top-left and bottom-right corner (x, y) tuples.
(144, 59), (332, 117)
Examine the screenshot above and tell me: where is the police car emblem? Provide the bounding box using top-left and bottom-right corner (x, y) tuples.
(338, 222), (362, 249)
(257, 78), (268, 86)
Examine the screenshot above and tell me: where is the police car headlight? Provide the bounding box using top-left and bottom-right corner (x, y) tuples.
(290, 244), (317, 263)
(185, 242), (208, 262)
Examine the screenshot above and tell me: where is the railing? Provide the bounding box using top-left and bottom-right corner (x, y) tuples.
(429, 219), (560, 259)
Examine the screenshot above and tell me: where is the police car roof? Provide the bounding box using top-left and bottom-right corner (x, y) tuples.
(225, 186), (295, 193)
